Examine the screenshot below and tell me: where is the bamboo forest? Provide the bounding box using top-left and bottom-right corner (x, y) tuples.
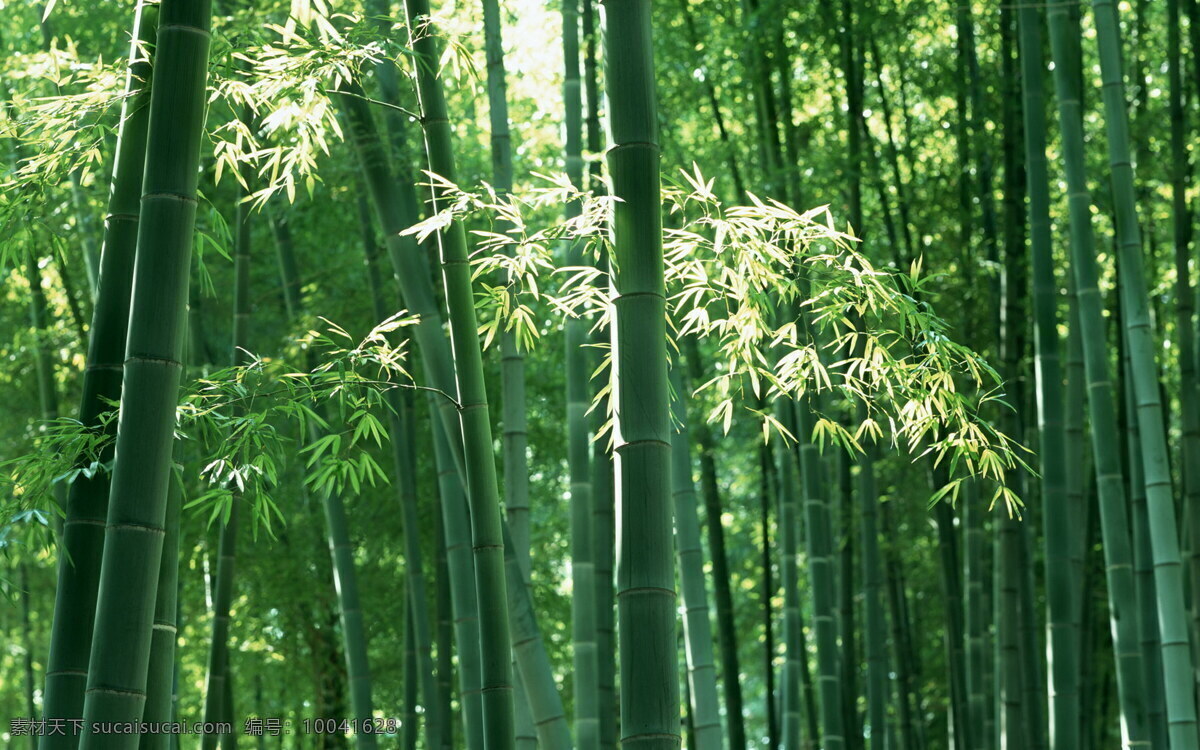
(2, 0), (1200, 747)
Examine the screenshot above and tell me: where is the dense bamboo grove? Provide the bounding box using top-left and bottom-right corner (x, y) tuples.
(2, 0), (1200, 749)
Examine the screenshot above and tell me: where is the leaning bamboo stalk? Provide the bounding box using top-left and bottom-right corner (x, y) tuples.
(40, 6), (156, 743)
(340, 81), (568, 750)
(1088, 2), (1199, 739)
(478, 0), (538, 739)
(336, 90), (486, 750)
(400, 0), (515, 743)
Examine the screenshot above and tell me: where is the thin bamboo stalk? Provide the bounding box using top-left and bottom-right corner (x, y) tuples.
(669, 361), (724, 750)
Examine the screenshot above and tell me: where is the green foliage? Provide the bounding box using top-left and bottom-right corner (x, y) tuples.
(405, 164), (1028, 511)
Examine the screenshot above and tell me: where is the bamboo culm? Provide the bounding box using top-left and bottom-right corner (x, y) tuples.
(601, 1), (680, 748)
(40, 6), (156, 744)
(669, 360), (724, 750)
(78, 1), (212, 745)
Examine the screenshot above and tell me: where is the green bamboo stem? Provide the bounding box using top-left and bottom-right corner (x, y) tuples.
(795, 401), (845, 750)
(1166, 0), (1200, 657)
(428, 411), (487, 750)
(342, 79), (565, 750)
(272, 210), (379, 750)
(1090, 0), (1200, 742)
(857, 429), (885, 749)
(775, 402), (802, 750)
(1044, 1), (1152, 745)
(997, 510), (1022, 748)
(1013, 12), (1073, 750)
(322, 477), (377, 749)
(580, 3), (615, 743)
(400, 0), (516, 744)
(51, 244), (89, 346)
(201, 505), (239, 749)
(589, 350), (616, 750)
(404, 599), (419, 750)
(360, 205), (443, 750)
(220, 653), (234, 750)
(880, 503), (924, 750)
(997, 8), (1026, 748)
(40, 6), (156, 742)
(503, 521), (574, 750)
(757, 442), (777, 750)
(602, 2), (679, 748)
(138, 474), (180, 750)
(21, 563), (38, 750)
(834, 453), (859, 750)
(203, 142), (254, 750)
(338, 88), (486, 749)
(964, 489), (988, 750)
(669, 362), (724, 750)
(1014, 520), (1046, 750)
(77, 1), (212, 745)
(563, 0), (600, 742)
(679, 341), (746, 750)
(25, 250), (62, 473)
(478, 0), (538, 738)
(435, 512), (455, 750)
(932, 499), (967, 747)
(1122, 344), (1169, 749)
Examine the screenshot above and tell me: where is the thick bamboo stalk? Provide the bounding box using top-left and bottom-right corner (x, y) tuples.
(78, 1), (212, 745)
(601, 2), (679, 748)
(40, 6), (156, 743)
(857, 430), (886, 749)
